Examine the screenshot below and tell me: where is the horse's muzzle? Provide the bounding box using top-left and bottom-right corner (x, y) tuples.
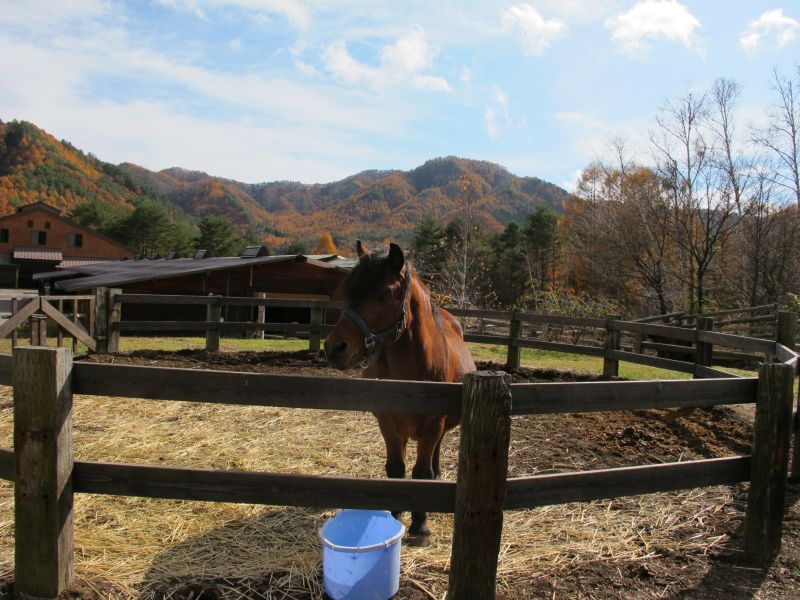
(324, 339), (353, 370)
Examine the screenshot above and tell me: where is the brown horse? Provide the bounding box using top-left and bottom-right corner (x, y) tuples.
(325, 241), (476, 537)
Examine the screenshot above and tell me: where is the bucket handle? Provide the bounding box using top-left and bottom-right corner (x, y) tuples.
(318, 525), (406, 554)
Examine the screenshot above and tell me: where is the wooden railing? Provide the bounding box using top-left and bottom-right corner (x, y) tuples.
(0, 293), (96, 351)
(0, 320), (797, 597)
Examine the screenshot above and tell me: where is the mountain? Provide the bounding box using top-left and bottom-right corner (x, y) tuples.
(1, 119), (570, 249)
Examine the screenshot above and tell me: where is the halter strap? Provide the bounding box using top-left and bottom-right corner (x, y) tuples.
(342, 266), (412, 367)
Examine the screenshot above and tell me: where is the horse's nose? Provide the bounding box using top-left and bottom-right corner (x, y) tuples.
(325, 340), (349, 368)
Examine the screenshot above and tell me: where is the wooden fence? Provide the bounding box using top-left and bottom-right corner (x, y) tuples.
(0, 293), (96, 351)
(0, 312), (798, 598)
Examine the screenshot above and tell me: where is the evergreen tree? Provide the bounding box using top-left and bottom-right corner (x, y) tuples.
(490, 221), (529, 307)
(411, 214), (446, 276)
(195, 216), (244, 257)
(110, 201), (176, 256)
(523, 204), (558, 288)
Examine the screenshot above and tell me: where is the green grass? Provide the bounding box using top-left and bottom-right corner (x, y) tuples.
(0, 335), (774, 384)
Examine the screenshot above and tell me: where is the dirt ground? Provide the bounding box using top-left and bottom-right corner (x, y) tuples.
(5, 349), (800, 599)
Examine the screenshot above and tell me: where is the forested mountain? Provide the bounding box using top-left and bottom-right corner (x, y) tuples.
(0, 119), (569, 249)
(120, 157), (568, 248)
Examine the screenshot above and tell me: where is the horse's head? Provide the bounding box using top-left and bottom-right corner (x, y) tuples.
(325, 241), (411, 370)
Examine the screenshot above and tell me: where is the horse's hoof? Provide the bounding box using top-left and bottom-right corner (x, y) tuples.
(408, 523), (431, 537)
(404, 533), (431, 547)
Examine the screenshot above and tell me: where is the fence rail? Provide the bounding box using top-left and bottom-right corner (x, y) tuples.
(0, 292), (799, 598)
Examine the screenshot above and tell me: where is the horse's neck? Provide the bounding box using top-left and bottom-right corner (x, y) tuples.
(381, 277), (445, 377)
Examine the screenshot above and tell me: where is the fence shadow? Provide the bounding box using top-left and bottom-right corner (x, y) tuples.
(668, 482), (800, 599)
(137, 505), (327, 600)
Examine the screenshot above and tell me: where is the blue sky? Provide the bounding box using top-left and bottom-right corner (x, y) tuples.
(0, 1), (798, 189)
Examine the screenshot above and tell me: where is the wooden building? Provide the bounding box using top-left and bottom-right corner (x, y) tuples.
(0, 202), (133, 288)
(35, 251), (356, 327)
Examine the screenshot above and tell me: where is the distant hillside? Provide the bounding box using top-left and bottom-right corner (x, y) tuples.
(0, 119), (192, 226)
(120, 157), (568, 248)
(1, 119), (569, 250)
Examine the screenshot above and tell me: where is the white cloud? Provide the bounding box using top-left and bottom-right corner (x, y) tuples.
(323, 28), (451, 92)
(739, 9), (799, 54)
(229, 37), (243, 50)
(502, 4), (567, 56)
(156, 0), (311, 29)
(605, 0), (703, 55)
(484, 106), (501, 139)
(482, 85), (525, 139)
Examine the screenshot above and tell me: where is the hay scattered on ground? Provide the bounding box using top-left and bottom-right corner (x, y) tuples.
(0, 354), (751, 599)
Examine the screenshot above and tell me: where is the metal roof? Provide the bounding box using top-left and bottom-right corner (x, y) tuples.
(13, 246), (63, 261)
(58, 257), (112, 269)
(52, 253), (350, 292)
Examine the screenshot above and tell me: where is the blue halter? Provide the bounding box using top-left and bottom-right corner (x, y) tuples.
(342, 266), (412, 368)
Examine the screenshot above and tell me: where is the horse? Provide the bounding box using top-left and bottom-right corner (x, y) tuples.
(324, 241), (476, 538)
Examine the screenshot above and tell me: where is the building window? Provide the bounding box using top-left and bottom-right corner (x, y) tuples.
(67, 233), (83, 248)
(0, 229), (7, 243)
(45, 221), (51, 229)
(31, 231), (47, 245)
(27, 220), (33, 228)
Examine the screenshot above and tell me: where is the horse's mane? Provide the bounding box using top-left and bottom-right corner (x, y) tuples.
(343, 246), (412, 303)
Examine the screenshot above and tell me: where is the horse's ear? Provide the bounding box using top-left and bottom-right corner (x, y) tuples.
(387, 243), (405, 273)
(356, 240), (368, 257)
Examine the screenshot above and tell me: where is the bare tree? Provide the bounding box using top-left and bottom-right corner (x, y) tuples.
(752, 67), (800, 207)
(651, 88), (745, 312)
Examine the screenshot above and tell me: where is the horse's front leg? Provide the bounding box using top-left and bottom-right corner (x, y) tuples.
(377, 418), (407, 521)
(409, 420), (446, 537)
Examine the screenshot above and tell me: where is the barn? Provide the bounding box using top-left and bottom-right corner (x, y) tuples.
(0, 201), (134, 288)
(34, 249), (356, 326)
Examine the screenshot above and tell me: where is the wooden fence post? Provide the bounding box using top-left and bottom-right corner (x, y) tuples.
(603, 316), (621, 378)
(694, 316), (714, 377)
(447, 371), (512, 600)
(72, 299), (79, 354)
(11, 298), (18, 347)
(744, 361), (795, 563)
(13, 346), (75, 597)
(206, 296), (221, 352)
(107, 288), (122, 353)
(254, 292), (266, 340)
(93, 287), (109, 354)
(776, 311), (800, 482)
(309, 307), (322, 353)
(30, 314), (47, 347)
(56, 300), (64, 347)
(506, 310), (522, 370)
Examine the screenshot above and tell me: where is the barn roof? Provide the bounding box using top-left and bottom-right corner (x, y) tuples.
(41, 253), (353, 292)
(13, 246), (63, 261)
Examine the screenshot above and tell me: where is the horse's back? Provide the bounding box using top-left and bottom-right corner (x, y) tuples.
(437, 307), (476, 381)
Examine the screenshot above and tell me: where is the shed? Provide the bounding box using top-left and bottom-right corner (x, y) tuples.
(35, 253), (357, 328)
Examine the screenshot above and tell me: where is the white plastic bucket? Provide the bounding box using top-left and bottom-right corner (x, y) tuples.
(319, 509), (405, 600)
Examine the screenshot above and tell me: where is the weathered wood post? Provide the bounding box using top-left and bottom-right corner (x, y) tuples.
(56, 299), (64, 347)
(694, 316), (714, 377)
(206, 295), (222, 352)
(744, 361), (795, 563)
(93, 287), (109, 353)
(603, 316), (621, 378)
(11, 297), (18, 347)
(13, 346), (75, 598)
(309, 306), (322, 353)
(106, 288), (122, 353)
(448, 371), (512, 599)
(775, 311), (800, 482)
(30, 314), (47, 347)
(506, 310), (522, 370)
(254, 292), (266, 340)
(72, 298), (80, 354)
